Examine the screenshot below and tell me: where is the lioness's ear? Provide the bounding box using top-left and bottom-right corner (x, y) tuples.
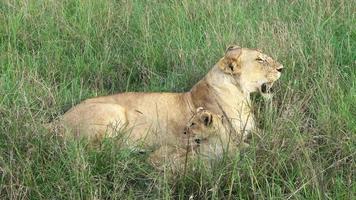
(226, 45), (241, 52)
(201, 113), (213, 126)
(220, 45), (242, 75)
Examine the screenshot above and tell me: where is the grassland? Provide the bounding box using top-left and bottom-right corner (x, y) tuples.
(0, 0), (355, 199)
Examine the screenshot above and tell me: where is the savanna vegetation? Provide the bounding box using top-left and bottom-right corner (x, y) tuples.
(0, 0), (355, 199)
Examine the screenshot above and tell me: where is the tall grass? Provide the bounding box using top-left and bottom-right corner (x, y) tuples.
(1, 0), (355, 199)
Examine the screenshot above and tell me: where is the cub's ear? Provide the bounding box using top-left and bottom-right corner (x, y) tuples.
(219, 45), (242, 75)
(200, 113), (213, 126)
(196, 107), (205, 113)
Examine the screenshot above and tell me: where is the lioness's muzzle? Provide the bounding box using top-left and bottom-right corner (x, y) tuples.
(261, 83), (274, 93)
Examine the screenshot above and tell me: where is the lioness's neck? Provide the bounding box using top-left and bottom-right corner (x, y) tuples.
(189, 65), (251, 113)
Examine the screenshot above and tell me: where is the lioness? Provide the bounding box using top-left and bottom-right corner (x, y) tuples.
(56, 45), (283, 148)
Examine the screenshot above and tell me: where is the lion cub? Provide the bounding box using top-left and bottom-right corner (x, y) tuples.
(148, 108), (249, 173)
(184, 107), (249, 160)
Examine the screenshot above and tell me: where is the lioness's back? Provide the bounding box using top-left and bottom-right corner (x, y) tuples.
(61, 102), (127, 140)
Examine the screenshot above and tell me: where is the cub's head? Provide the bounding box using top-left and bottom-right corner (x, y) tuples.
(183, 107), (225, 146)
(218, 45), (284, 96)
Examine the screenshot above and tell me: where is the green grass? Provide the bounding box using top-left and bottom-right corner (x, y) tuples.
(0, 0), (355, 199)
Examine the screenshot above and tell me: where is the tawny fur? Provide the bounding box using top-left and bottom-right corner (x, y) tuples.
(148, 108), (249, 172)
(54, 46), (283, 151)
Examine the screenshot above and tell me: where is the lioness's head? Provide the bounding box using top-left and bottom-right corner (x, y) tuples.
(218, 45), (283, 95)
(183, 107), (225, 146)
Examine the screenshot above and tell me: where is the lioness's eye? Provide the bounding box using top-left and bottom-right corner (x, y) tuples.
(256, 58), (265, 63)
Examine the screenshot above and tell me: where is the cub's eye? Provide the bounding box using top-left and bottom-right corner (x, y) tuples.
(190, 122), (196, 127)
